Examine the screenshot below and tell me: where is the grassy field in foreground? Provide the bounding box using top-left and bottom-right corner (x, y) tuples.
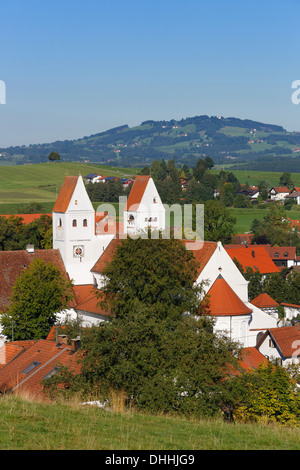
(1, 395), (300, 450)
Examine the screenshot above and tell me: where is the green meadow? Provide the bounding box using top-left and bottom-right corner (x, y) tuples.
(0, 162), (138, 208)
(1, 395), (300, 450)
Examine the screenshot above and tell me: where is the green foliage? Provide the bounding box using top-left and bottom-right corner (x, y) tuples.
(66, 306), (242, 416)
(98, 236), (202, 321)
(233, 363), (300, 426)
(48, 151), (60, 161)
(203, 199), (236, 244)
(0, 214), (52, 250)
(1, 258), (74, 340)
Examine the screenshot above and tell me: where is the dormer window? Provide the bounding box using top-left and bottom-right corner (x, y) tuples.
(274, 252), (279, 257)
(284, 252), (288, 257)
(72, 219), (77, 227)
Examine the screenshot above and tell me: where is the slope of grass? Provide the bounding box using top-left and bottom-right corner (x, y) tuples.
(1, 395), (300, 450)
(0, 162), (139, 205)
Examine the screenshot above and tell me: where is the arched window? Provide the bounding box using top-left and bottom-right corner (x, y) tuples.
(72, 219), (77, 227)
(129, 215), (134, 221)
(58, 218), (62, 227)
(83, 219), (88, 227)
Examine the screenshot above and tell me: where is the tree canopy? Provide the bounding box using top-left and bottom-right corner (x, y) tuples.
(1, 258), (73, 340)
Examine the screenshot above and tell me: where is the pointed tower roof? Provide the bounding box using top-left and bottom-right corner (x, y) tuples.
(206, 275), (252, 316)
(53, 176), (79, 213)
(124, 175), (150, 211)
(251, 292), (279, 308)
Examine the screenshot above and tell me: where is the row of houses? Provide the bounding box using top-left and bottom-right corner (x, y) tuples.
(84, 173), (134, 189)
(1, 175), (300, 399)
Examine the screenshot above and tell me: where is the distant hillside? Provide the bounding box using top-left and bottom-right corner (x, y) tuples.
(2, 115), (300, 171)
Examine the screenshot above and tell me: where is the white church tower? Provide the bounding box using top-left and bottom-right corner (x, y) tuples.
(52, 175), (113, 285)
(123, 175), (166, 235)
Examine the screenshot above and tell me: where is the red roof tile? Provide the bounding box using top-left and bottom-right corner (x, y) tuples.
(2, 214), (52, 224)
(183, 240), (217, 278)
(53, 176), (79, 213)
(72, 284), (111, 316)
(124, 175), (149, 211)
(0, 339), (82, 399)
(91, 238), (123, 273)
(205, 276), (252, 316)
(251, 293), (279, 308)
(225, 246), (279, 274)
(238, 347), (268, 370)
(271, 187), (290, 193)
(268, 326), (300, 358)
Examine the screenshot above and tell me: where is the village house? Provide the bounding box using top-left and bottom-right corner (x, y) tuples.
(268, 186), (290, 201)
(256, 326), (300, 366)
(84, 173), (103, 184)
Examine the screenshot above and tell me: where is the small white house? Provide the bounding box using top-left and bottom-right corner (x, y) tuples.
(256, 326), (300, 366)
(269, 187), (290, 201)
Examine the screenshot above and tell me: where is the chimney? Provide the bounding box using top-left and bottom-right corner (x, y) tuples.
(57, 334), (68, 345)
(26, 244), (34, 253)
(71, 337), (81, 352)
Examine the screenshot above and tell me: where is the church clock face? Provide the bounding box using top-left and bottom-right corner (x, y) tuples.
(73, 245), (84, 258)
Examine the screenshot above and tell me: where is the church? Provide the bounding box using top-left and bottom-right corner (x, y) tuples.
(51, 173), (277, 350)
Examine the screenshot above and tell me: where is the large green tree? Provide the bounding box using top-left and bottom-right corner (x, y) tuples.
(1, 258), (74, 340)
(98, 236), (203, 322)
(203, 199), (236, 244)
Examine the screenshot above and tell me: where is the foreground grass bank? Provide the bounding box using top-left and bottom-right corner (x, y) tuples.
(1, 395), (300, 450)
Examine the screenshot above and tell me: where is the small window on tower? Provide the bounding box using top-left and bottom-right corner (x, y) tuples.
(83, 219), (88, 227)
(58, 218), (62, 227)
(72, 219), (77, 227)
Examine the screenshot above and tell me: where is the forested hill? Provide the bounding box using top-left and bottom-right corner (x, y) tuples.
(2, 115), (300, 172)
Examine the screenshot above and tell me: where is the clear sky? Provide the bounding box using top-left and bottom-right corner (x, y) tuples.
(1, 0), (300, 147)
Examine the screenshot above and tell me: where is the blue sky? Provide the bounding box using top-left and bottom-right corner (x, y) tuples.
(1, 0), (300, 147)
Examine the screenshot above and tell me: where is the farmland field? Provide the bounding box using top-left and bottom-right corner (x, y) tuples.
(0, 162), (138, 206)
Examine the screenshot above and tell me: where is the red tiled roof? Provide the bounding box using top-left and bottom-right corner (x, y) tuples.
(0, 339), (82, 398)
(0, 249), (68, 311)
(238, 347), (268, 370)
(268, 326), (300, 358)
(225, 246), (280, 274)
(124, 175), (149, 211)
(183, 240), (217, 278)
(0, 341), (36, 369)
(2, 214), (52, 224)
(91, 238), (123, 273)
(53, 176), (79, 213)
(205, 276), (252, 316)
(72, 284), (111, 316)
(270, 187), (290, 193)
(251, 293), (279, 308)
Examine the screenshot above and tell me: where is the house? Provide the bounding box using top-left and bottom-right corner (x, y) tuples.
(84, 173), (103, 184)
(269, 187), (290, 201)
(120, 178), (134, 189)
(256, 326), (300, 366)
(286, 191), (300, 205)
(263, 245), (297, 268)
(0, 336), (81, 399)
